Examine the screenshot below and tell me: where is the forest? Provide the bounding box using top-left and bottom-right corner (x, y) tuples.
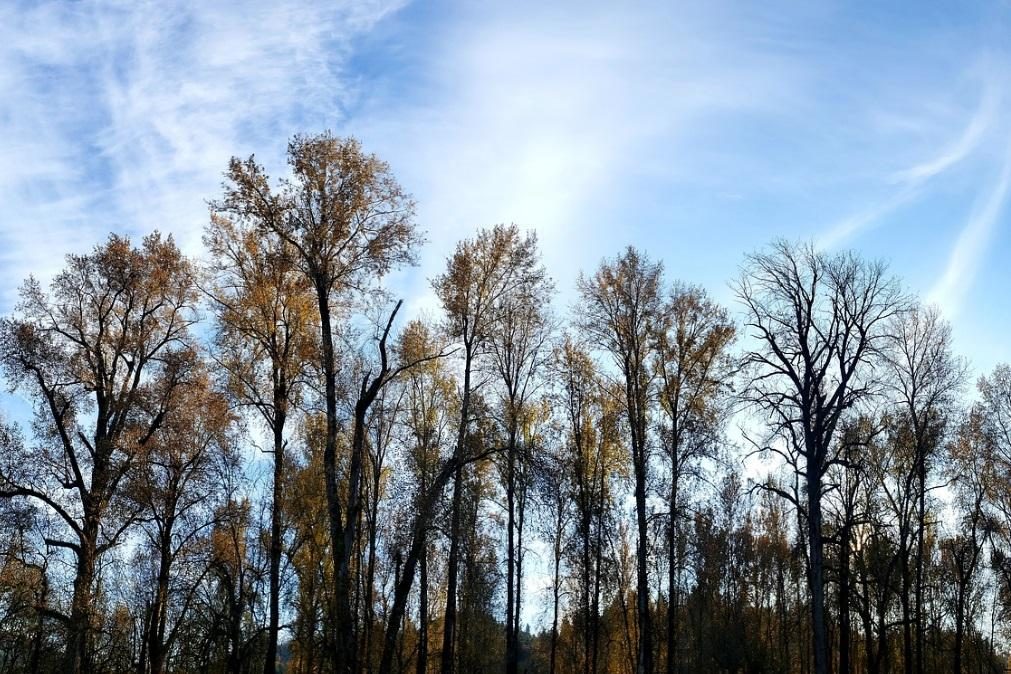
(0, 132), (1008, 674)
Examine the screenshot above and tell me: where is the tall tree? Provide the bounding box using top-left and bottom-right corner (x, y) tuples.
(551, 336), (622, 674)
(285, 427), (335, 674)
(534, 440), (571, 674)
(432, 223), (544, 674)
(397, 320), (457, 674)
(487, 239), (552, 674)
(130, 365), (236, 674)
(885, 304), (965, 674)
(736, 240), (904, 674)
(942, 410), (990, 674)
(578, 246), (663, 674)
(206, 495), (262, 674)
(0, 233), (198, 674)
(204, 209), (317, 674)
(343, 298), (447, 671)
(652, 283), (735, 674)
(217, 132), (421, 674)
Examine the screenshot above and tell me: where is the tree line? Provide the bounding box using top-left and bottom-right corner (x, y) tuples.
(0, 132), (1009, 674)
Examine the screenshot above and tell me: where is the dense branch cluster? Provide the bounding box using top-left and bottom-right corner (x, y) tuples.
(0, 133), (1008, 674)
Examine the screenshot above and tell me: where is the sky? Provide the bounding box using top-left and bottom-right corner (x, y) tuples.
(2, 1), (1010, 371)
(2, 0), (1011, 627)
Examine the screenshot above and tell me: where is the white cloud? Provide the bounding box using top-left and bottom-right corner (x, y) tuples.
(890, 81), (999, 184)
(929, 138), (1011, 317)
(817, 186), (920, 251)
(0, 0), (404, 306)
(818, 78), (1001, 250)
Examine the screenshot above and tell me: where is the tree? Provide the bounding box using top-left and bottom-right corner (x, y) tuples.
(0, 233), (198, 674)
(5, 180), (1011, 674)
(486, 237), (553, 674)
(217, 132), (421, 674)
(431, 223), (544, 674)
(885, 304), (966, 674)
(285, 427), (335, 674)
(851, 424), (902, 674)
(578, 246), (663, 674)
(205, 495), (263, 674)
(130, 365), (236, 674)
(551, 336), (621, 674)
(0, 475), (54, 673)
(396, 320), (457, 674)
(651, 283), (735, 674)
(342, 298), (445, 673)
(942, 411), (990, 674)
(204, 209), (317, 674)
(979, 364), (1011, 661)
(533, 427), (574, 674)
(736, 240), (904, 674)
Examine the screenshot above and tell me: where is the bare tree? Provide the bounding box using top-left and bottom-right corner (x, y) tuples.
(533, 430), (573, 674)
(736, 240), (904, 674)
(942, 410), (990, 674)
(884, 304), (966, 674)
(550, 335), (624, 674)
(396, 319), (456, 674)
(130, 365), (236, 674)
(487, 240), (553, 674)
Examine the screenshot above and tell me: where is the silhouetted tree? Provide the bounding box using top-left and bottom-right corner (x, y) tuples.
(737, 241), (904, 674)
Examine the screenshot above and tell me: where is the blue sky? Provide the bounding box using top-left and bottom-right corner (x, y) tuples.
(1, 1), (1009, 377)
(0, 0), (1006, 359)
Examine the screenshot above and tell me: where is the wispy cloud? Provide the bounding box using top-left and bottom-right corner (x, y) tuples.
(817, 186), (921, 251)
(0, 0), (404, 306)
(890, 82), (999, 184)
(818, 79), (1001, 250)
(929, 138), (1011, 317)
(3, 0), (1010, 353)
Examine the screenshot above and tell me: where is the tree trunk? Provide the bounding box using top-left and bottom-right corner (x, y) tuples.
(901, 533), (912, 674)
(380, 456), (464, 674)
(29, 577), (46, 674)
(634, 453), (653, 674)
(838, 524), (851, 674)
(66, 526), (97, 674)
(417, 530), (429, 674)
(628, 372), (652, 674)
(265, 400), (286, 674)
(857, 565), (877, 674)
(591, 475), (604, 674)
(549, 502), (563, 674)
(582, 502), (592, 674)
(667, 471), (679, 674)
(228, 599), (243, 674)
(953, 592), (964, 674)
(914, 453), (926, 674)
(505, 426), (517, 674)
(440, 466), (463, 674)
(440, 343), (473, 674)
(149, 532), (173, 674)
(514, 478), (526, 667)
(316, 279), (357, 674)
(807, 470), (829, 674)
(364, 461), (382, 674)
